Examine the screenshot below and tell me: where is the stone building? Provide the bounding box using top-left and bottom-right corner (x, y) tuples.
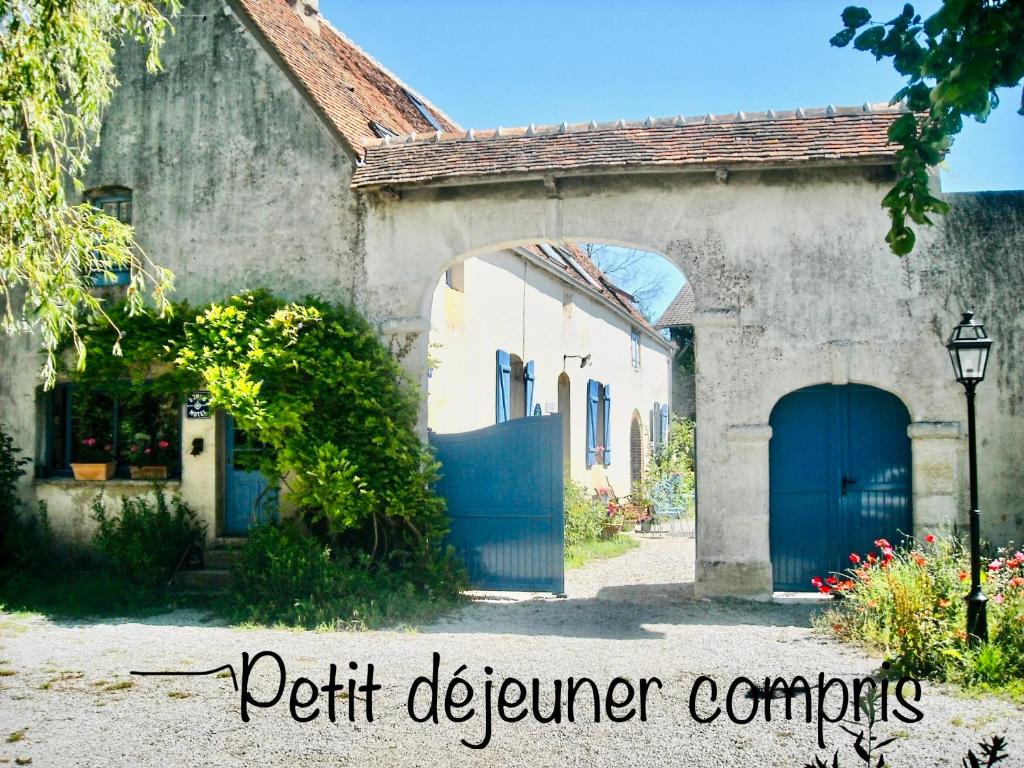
(1, 0), (1022, 597)
(655, 283), (697, 420)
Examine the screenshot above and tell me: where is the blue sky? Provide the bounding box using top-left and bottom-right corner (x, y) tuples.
(323, 0), (1021, 317)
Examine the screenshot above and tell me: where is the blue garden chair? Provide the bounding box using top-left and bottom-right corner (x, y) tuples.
(650, 475), (694, 535)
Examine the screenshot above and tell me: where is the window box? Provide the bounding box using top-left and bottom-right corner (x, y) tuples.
(70, 462), (116, 481)
(129, 465), (169, 480)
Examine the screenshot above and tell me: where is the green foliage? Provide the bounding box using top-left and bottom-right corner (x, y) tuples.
(227, 522), (465, 629)
(832, 1), (1024, 255)
(0, 426), (52, 570)
(92, 486), (205, 588)
(0, 0), (179, 384)
(564, 480), (605, 551)
(644, 416), (696, 514)
(817, 535), (1024, 693)
(175, 290), (449, 562)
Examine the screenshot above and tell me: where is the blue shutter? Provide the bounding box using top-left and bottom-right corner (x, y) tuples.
(602, 384), (612, 466)
(660, 403), (670, 445)
(586, 379), (598, 468)
(525, 360), (536, 416)
(652, 402), (661, 446)
(496, 350), (511, 423)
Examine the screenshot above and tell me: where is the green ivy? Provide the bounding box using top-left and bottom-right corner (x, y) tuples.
(174, 290), (450, 560)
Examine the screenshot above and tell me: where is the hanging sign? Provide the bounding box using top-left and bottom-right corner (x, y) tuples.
(186, 391), (212, 420)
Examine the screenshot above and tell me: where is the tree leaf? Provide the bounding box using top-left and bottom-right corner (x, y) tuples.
(854, 26), (886, 51)
(841, 6), (873, 28)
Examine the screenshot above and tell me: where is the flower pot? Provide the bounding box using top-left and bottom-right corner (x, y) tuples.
(71, 462), (116, 481)
(640, 519), (653, 533)
(130, 465), (168, 480)
(601, 522), (622, 539)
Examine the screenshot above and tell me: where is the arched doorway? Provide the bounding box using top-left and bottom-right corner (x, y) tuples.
(629, 410), (643, 493)
(557, 373), (571, 474)
(769, 384), (912, 591)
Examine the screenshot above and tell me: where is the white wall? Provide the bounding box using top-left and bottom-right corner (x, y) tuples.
(427, 250), (672, 495)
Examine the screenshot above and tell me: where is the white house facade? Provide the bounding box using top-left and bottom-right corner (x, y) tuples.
(427, 244), (673, 496)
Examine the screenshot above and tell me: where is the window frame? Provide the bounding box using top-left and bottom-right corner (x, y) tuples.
(87, 189), (133, 286)
(630, 328), (641, 370)
(404, 88), (443, 132)
(42, 382), (182, 480)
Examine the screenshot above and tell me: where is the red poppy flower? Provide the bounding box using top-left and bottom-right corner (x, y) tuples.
(818, 585), (832, 595)
(826, 575), (838, 586)
(811, 577), (823, 588)
(924, 534), (936, 544)
(849, 553), (861, 565)
(874, 538), (891, 549)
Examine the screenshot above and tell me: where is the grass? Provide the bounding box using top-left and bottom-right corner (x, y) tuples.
(565, 534), (640, 570)
(102, 680), (134, 692)
(0, 570), (216, 620)
(6, 730), (24, 743)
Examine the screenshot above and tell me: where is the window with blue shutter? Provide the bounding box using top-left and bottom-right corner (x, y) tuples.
(602, 383), (612, 465)
(660, 403), (670, 446)
(586, 379), (599, 467)
(525, 360), (536, 416)
(496, 350), (511, 423)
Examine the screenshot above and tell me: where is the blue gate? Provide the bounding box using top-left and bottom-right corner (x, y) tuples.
(769, 384), (912, 591)
(432, 414), (565, 593)
(224, 417), (278, 535)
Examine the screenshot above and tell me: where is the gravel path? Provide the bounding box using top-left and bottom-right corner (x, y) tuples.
(1, 534), (1021, 767)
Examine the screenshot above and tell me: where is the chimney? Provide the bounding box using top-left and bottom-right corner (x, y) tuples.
(288, 0), (320, 35)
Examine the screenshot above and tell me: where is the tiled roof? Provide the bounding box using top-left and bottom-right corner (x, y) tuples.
(235, 0), (458, 156)
(517, 243), (665, 342)
(351, 105), (906, 188)
(655, 282), (695, 329)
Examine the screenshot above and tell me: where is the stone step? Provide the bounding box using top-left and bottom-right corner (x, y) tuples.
(211, 536), (248, 549)
(203, 548), (243, 570)
(173, 569), (232, 591)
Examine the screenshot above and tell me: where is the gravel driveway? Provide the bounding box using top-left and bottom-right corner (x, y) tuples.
(1, 534), (1021, 767)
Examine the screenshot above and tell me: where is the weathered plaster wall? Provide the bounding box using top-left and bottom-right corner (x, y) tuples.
(360, 167), (1024, 598)
(0, 0), (362, 541)
(427, 250), (672, 495)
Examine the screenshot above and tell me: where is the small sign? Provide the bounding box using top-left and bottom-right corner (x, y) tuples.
(186, 391), (212, 420)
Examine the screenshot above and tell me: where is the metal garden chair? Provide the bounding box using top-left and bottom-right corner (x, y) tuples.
(650, 475), (693, 535)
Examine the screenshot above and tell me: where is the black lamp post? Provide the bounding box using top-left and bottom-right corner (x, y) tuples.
(946, 311), (994, 645)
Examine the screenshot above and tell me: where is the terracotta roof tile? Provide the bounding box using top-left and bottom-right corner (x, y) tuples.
(518, 242), (663, 341)
(655, 283), (695, 329)
(351, 106), (907, 188)
(235, 0), (458, 156)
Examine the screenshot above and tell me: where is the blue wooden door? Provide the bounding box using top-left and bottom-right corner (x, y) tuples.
(769, 385), (911, 591)
(224, 417), (278, 535)
(432, 414), (564, 593)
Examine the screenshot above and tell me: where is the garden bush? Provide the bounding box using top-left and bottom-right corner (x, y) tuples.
(816, 534), (1024, 693)
(0, 426), (53, 571)
(564, 480), (604, 551)
(228, 522), (464, 629)
(175, 291), (450, 566)
(642, 415), (695, 513)
(92, 486), (206, 588)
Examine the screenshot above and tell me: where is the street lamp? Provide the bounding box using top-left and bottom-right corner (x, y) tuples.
(946, 311), (994, 645)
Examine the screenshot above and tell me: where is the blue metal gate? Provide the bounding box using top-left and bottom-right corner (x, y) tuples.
(432, 414), (564, 593)
(769, 384), (912, 591)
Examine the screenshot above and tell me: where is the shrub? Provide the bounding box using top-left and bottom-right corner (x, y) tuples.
(175, 291), (449, 566)
(228, 522), (464, 629)
(817, 535), (1024, 691)
(643, 415), (695, 511)
(92, 486), (206, 588)
(0, 426), (53, 571)
(564, 480), (604, 551)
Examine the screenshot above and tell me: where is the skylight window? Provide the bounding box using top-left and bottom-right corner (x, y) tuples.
(369, 121), (397, 138)
(403, 88), (442, 132)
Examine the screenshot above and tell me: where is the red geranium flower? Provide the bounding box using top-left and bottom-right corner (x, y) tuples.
(924, 534), (936, 544)
(811, 577), (823, 588)
(826, 575), (838, 586)
(818, 585), (832, 595)
(849, 553), (861, 565)
(874, 538), (891, 549)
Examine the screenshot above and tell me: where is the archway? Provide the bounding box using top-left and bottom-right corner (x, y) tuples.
(769, 384), (912, 592)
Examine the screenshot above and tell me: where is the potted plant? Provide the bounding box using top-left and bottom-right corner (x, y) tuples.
(601, 499), (624, 538)
(71, 437), (116, 481)
(127, 434), (173, 480)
